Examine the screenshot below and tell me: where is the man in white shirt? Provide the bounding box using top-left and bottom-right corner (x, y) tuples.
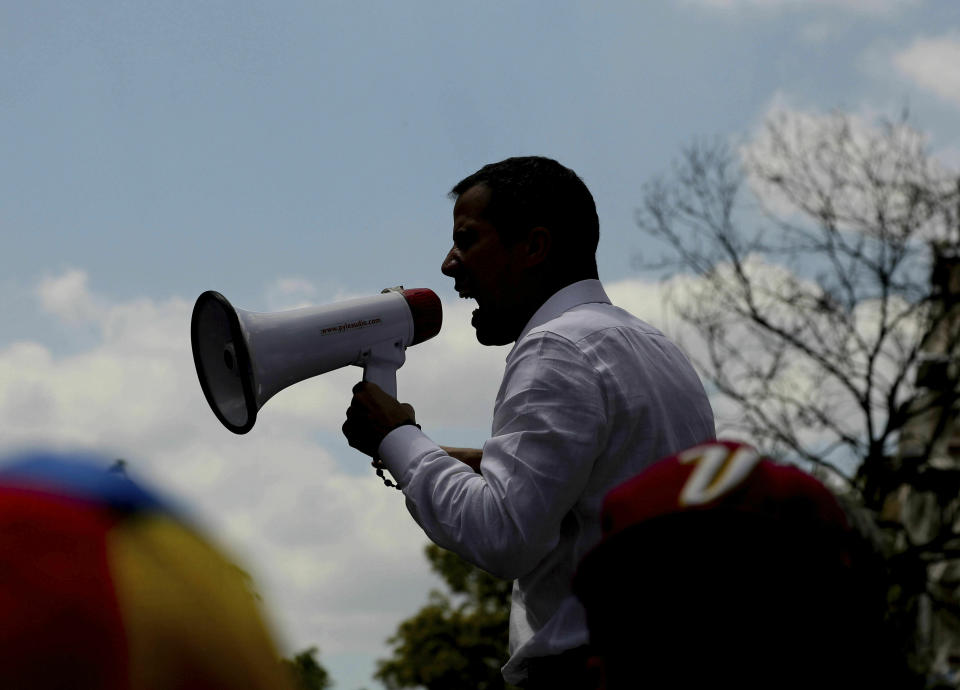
(343, 156), (715, 688)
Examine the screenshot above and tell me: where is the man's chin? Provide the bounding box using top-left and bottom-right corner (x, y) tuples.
(474, 329), (511, 346)
(471, 309), (516, 346)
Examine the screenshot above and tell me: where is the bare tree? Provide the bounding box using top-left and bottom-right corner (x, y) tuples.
(635, 109), (960, 682)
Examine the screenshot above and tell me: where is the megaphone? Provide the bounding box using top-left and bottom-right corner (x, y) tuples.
(191, 286), (442, 434)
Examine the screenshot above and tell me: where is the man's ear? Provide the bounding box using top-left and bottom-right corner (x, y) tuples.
(524, 226), (552, 268)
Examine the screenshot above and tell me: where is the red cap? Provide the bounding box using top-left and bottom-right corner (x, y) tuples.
(574, 440), (855, 601)
(402, 289), (442, 345)
(599, 440), (850, 541)
(573, 443), (888, 688)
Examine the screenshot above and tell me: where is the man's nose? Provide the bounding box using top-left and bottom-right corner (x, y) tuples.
(441, 248), (458, 277)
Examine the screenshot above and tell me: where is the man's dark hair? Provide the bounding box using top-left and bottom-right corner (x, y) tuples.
(450, 156), (600, 278)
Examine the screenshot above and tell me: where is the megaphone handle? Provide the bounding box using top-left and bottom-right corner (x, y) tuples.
(360, 339), (406, 399)
(363, 362), (398, 399)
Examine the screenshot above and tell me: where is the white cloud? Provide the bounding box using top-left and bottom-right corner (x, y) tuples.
(1, 271), (447, 670)
(738, 96), (955, 245)
(653, 245), (927, 476)
(37, 269), (102, 324)
(264, 276), (319, 311)
(894, 32), (960, 110)
(24, 267), (897, 677)
(9, 262), (922, 685)
(6, 270), (650, 681)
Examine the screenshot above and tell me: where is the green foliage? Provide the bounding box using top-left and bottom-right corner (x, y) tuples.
(376, 544), (519, 690)
(422, 543), (511, 614)
(282, 647), (332, 690)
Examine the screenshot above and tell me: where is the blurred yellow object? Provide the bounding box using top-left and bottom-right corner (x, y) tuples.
(109, 514), (295, 690)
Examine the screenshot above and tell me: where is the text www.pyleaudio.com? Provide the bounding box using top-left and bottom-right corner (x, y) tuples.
(320, 318), (381, 336)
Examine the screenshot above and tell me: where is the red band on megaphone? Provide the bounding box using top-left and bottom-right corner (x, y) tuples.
(402, 289), (442, 345)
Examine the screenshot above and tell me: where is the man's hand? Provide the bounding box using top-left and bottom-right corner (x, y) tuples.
(342, 381), (417, 458)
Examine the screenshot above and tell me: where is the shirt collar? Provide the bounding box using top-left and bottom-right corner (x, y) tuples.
(513, 279), (611, 348)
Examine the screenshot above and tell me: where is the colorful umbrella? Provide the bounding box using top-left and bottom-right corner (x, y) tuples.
(0, 451), (295, 690)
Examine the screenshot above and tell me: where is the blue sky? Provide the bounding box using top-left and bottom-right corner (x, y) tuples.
(5, 1), (958, 340)
(3, 2), (960, 688)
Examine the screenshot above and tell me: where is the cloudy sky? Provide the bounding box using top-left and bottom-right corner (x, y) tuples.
(2, 1), (959, 687)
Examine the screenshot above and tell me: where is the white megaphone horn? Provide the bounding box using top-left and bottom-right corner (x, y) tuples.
(191, 286), (442, 434)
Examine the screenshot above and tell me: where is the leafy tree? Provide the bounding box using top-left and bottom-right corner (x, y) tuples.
(376, 544), (518, 690)
(634, 108), (959, 683)
(282, 647), (333, 690)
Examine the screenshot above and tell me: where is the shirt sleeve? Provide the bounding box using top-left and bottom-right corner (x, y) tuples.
(378, 331), (608, 580)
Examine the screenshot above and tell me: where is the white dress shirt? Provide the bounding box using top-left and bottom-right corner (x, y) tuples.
(379, 279), (715, 685)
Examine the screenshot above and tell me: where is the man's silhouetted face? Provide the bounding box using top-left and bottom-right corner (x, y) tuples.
(441, 184), (534, 346)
